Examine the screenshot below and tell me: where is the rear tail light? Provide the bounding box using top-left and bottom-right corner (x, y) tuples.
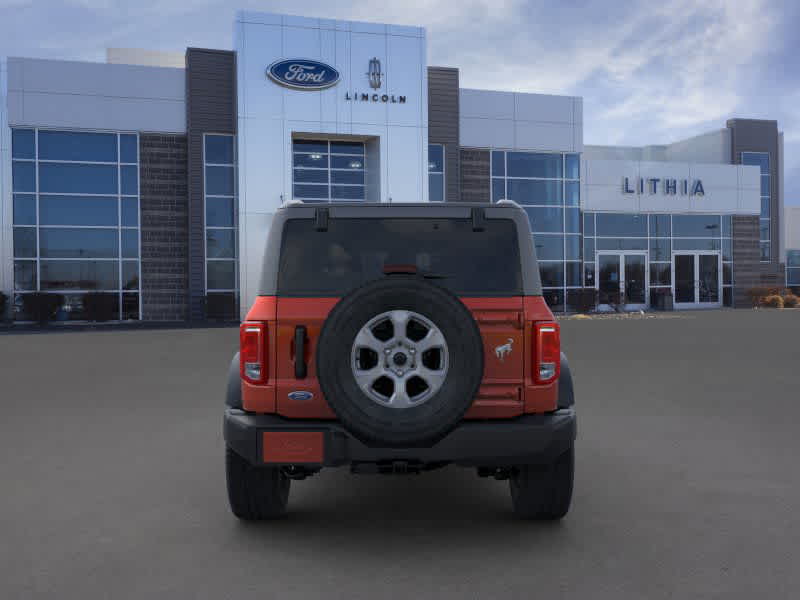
(534, 321), (560, 384)
(240, 322), (267, 384)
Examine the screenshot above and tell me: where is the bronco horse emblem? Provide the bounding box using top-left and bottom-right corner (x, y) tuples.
(494, 338), (514, 362)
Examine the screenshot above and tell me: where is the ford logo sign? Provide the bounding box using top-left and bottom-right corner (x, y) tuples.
(267, 59), (340, 90)
(288, 391), (314, 401)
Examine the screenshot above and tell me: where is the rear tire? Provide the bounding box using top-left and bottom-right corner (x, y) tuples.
(226, 447), (290, 520)
(509, 446), (574, 520)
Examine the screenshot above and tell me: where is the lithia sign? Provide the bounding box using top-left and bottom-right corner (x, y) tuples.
(266, 57), (406, 103)
(623, 177), (705, 196)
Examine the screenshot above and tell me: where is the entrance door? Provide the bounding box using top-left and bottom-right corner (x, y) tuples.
(596, 252), (648, 311)
(672, 252), (721, 309)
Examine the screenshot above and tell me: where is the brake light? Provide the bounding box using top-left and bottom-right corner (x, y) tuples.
(534, 321), (560, 384)
(240, 322), (267, 384)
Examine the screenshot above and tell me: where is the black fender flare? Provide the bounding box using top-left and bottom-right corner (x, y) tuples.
(226, 352), (242, 409)
(558, 351), (574, 408)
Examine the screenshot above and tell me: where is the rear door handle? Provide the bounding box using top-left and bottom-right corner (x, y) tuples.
(294, 326), (307, 379)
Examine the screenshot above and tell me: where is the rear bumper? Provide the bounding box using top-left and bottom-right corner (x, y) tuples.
(224, 407), (576, 468)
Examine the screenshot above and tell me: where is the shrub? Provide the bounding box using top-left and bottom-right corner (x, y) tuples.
(0, 292), (7, 322)
(782, 294), (799, 308)
(21, 292), (65, 324)
(762, 295), (784, 309)
(83, 292), (118, 322)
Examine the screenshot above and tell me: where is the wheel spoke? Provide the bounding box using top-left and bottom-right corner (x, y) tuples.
(417, 365), (447, 391)
(417, 328), (446, 353)
(353, 327), (383, 354)
(352, 364), (382, 393)
(389, 310), (410, 341)
(389, 383), (414, 409)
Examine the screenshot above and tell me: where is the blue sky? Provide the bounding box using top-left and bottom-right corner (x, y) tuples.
(2, 0), (798, 205)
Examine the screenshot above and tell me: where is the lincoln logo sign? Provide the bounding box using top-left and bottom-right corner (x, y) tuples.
(622, 177), (705, 196)
(266, 59), (340, 90)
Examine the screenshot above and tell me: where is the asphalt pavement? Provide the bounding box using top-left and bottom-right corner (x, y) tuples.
(1, 308), (798, 599)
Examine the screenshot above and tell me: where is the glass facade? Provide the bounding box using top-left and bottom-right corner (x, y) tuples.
(788, 250), (800, 288)
(204, 134), (238, 315)
(428, 144), (444, 202)
(11, 128), (141, 320)
(742, 152), (770, 261)
(491, 150), (580, 312)
(583, 212), (734, 308)
(292, 140), (365, 202)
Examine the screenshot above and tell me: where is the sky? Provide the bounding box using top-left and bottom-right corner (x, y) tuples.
(1, 0), (798, 205)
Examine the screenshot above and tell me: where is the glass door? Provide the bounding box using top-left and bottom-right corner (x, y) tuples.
(596, 252), (648, 311)
(672, 252), (721, 309)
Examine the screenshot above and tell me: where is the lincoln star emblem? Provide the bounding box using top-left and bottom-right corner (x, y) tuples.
(495, 338), (514, 362)
(367, 57), (382, 89)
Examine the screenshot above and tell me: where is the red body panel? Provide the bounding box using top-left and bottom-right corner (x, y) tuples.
(241, 294), (558, 418)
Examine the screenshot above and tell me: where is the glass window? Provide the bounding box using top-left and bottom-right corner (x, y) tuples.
(565, 208), (580, 233)
(39, 228), (118, 258)
(293, 168), (328, 184)
(650, 264), (671, 286)
(565, 154), (580, 180)
(428, 144), (444, 173)
(507, 180), (562, 205)
(787, 267), (800, 285)
(206, 166), (235, 196)
(207, 229), (236, 259)
(583, 212), (594, 236)
(40, 195), (118, 226)
(120, 134), (138, 163)
(121, 165), (138, 195)
(538, 262), (564, 287)
(759, 219), (770, 241)
(649, 214), (671, 237)
(204, 135), (234, 164)
(524, 207), (563, 233)
(293, 153), (328, 169)
(122, 293), (140, 320)
(649, 238), (671, 261)
(330, 141), (364, 155)
(39, 163), (118, 194)
(294, 183), (328, 199)
(121, 229), (139, 259)
(121, 198), (139, 227)
(331, 170), (365, 185)
(331, 156), (364, 170)
(672, 214), (720, 237)
(12, 161), (36, 192)
(40, 260), (119, 291)
(331, 185), (365, 200)
(492, 179), (505, 203)
(13, 227), (37, 258)
(207, 260), (237, 290)
(565, 262), (581, 287)
(565, 235), (581, 260)
(565, 181), (579, 206)
(14, 261), (37, 291)
(761, 197), (770, 218)
(122, 261), (139, 290)
(293, 140), (328, 154)
(760, 242), (770, 261)
(723, 287), (732, 307)
(741, 152), (769, 174)
(491, 151), (505, 177)
(206, 197), (234, 227)
(721, 215), (732, 237)
(507, 152), (562, 178)
(542, 288), (564, 312)
(38, 130), (117, 162)
(583, 238), (594, 262)
(760, 175), (770, 197)
(723, 263), (732, 285)
(12, 129), (35, 159)
(722, 238), (732, 262)
(584, 262), (595, 286)
(595, 213), (647, 237)
(787, 251), (800, 268)
(596, 238), (647, 251)
(534, 235), (564, 261)
(673, 238), (721, 251)
(429, 174), (444, 202)
(13, 194), (36, 225)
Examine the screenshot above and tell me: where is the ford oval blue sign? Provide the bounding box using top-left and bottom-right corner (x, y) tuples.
(267, 59), (340, 90)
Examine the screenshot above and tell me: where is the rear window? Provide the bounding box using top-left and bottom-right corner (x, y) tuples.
(277, 217), (522, 296)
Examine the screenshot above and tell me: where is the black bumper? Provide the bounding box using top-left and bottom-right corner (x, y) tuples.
(224, 408), (576, 468)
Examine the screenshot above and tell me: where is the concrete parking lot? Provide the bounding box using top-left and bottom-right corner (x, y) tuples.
(1, 309), (799, 599)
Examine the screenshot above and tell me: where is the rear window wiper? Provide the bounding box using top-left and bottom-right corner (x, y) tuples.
(382, 264), (450, 279)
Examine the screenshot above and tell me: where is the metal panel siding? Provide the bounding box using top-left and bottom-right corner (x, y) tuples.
(427, 67), (460, 202)
(186, 48), (237, 321)
(459, 148), (490, 204)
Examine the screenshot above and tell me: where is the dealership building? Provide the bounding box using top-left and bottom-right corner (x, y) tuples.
(0, 10), (795, 321)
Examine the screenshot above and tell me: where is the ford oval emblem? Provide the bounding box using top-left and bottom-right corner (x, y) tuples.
(267, 59), (340, 90)
(288, 391), (314, 401)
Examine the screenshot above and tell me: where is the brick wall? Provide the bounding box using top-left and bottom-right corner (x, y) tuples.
(460, 149), (490, 203)
(139, 134), (189, 321)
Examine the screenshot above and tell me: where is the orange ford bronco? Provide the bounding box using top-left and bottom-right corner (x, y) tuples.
(224, 201), (576, 520)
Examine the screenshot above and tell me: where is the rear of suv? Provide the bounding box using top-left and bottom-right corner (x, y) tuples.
(224, 202), (577, 520)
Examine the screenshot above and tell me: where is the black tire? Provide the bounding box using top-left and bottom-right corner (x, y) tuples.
(509, 446), (574, 520)
(226, 447), (290, 520)
(316, 277), (484, 447)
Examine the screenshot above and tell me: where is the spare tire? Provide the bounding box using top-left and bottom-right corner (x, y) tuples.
(316, 277), (484, 447)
